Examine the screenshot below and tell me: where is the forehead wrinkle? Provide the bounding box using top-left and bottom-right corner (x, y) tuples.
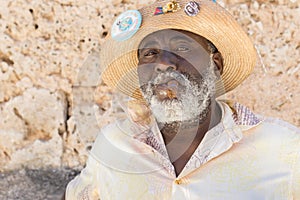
(139, 30), (175, 50)
(169, 35), (194, 44)
(140, 40), (159, 49)
(138, 30), (211, 56)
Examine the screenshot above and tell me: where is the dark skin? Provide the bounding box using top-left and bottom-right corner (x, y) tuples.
(137, 29), (224, 176)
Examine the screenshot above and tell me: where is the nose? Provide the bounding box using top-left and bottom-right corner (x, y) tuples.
(154, 51), (177, 72)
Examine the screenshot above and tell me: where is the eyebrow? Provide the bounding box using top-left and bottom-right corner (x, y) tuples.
(139, 40), (159, 49)
(170, 35), (194, 44)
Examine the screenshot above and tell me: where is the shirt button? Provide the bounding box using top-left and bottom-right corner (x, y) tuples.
(175, 179), (182, 185)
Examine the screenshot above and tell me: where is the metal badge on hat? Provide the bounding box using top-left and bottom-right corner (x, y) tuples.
(111, 10), (142, 41)
(154, 0), (181, 15)
(184, 0), (216, 17)
(184, 1), (200, 16)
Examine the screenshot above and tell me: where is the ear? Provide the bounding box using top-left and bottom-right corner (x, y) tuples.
(212, 52), (224, 75)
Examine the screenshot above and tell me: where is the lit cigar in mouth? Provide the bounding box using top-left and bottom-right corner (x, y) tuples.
(157, 88), (176, 99)
(155, 80), (179, 100)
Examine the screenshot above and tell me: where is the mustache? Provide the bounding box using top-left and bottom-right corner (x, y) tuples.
(140, 70), (200, 92)
(149, 71), (182, 83)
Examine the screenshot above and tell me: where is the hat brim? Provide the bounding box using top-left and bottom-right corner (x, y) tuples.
(100, 0), (257, 99)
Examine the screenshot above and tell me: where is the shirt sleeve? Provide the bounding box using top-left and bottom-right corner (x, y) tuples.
(65, 154), (101, 200)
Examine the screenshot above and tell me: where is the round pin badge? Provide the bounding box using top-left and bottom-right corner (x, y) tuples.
(184, 1), (200, 16)
(111, 10), (142, 41)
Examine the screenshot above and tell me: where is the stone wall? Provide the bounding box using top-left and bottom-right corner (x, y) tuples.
(0, 0), (299, 172)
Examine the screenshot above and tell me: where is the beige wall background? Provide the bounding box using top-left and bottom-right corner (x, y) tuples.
(0, 0), (299, 172)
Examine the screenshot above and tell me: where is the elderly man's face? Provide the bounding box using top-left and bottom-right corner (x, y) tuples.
(137, 29), (220, 125)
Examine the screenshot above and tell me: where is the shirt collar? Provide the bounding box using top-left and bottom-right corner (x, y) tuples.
(118, 100), (262, 176)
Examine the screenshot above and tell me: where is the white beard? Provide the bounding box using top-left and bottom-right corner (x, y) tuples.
(141, 60), (217, 125)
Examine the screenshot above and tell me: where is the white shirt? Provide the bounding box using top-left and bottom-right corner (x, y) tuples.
(66, 101), (300, 199)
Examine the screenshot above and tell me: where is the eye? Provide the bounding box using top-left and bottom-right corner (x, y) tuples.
(175, 46), (190, 52)
(144, 49), (159, 57)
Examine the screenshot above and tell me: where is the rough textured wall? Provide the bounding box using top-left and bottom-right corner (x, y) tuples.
(0, 0), (299, 172)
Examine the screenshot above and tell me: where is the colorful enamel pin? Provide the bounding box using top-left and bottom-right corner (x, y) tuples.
(111, 10), (142, 41)
(154, 1), (181, 15)
(184, 1), (200, 16)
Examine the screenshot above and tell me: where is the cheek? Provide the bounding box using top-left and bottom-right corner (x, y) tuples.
(177, 54), (210, 77)
(137, 64), (155, 86)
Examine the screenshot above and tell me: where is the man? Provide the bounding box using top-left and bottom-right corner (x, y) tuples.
(66, 0), (300, 199)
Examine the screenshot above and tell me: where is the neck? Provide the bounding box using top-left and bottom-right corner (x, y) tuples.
(159, 99), (222, 174)
(160, 99), (221, 145)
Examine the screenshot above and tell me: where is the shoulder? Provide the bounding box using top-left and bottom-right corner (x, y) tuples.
(88, 119), (156, 173)
(262, 117), (300, 134)
(240, 115), (300, 152)
(220, 100), (299, 135)
(90, 118), (151, 158)
(255, 117), (300, 139)
(92, 119), (134, 148)
(97, 118), (148, 141)
(219, 100), (300, 141)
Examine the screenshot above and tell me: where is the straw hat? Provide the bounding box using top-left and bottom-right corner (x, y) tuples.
(100, 0), (257, 99)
